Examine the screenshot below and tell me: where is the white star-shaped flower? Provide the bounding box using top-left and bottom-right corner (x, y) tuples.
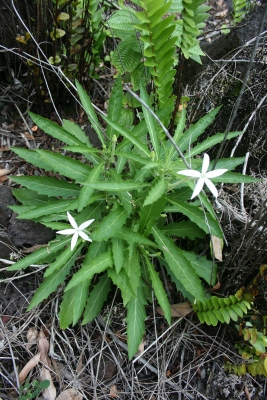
(56, 212), (94, 251)
(178, 153), (228, 199)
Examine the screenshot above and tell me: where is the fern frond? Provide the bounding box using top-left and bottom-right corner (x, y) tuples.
(180, 0), (210, 63)
(134, 0), (177, 108)
(193, 295), (252, 326)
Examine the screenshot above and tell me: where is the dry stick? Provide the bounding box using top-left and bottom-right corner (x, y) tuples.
(240, 151), (250, 215)
(96, 315), (194, 399)
(0, 318), (20, 391)
(213, 2), (267, 169)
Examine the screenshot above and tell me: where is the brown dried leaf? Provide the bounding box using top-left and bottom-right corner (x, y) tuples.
(18, 352), (41, 383)
(40, 367), (56, 400)
(38, 330), (51, 367)
(26, 327), (38, 350)
(109, 385), (118, 398)
(0, 168), (11, 177)
(156, 302), (192, 318)
(211, 235), (223, 261)
(56, 388), (83, 400)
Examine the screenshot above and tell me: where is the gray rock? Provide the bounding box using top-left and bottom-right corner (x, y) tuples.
(0, 185), (16, 228)
(8, 213), (56, 247)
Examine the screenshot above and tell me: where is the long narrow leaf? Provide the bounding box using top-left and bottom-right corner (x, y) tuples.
(165, 198), (223, 238)
(101, 114), (150, 158)
(152, 226), (206, 302)
(142, 250), (171, 324)
(140, 83), (160, 160)
(91, 206), (129, 241)
(65, 251), (113, 291)
(76, 80), (105, 146)
(7, 236), (70, 271)
(29, 112), (84, 147)
(37, 150), (91, 182)
(11, 176), (80, 198)
(127, 285), (147, 360)
(78, 162), (104, 212)
(82, 274), (111, 324)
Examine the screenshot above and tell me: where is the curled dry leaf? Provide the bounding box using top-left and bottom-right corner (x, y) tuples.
(26, 327), (38, 350)
(18, 352), (41, 384)
(138, 336), (145, 355)
(40, 367), (56, 400)
(0, 168), (11, 177)
(38, 329), (51, 367)
(109, 385), (118, 398)
(211, 235), (223, 261)
(56, 388), (83, 400)
(156, 301), (192, 318)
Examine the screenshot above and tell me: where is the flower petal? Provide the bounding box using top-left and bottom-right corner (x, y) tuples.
(191, 178), (205, 199)
(79, 231), (92, 242)
(202, 153), (210, 174)
(79, 219), (94, 230)
(206, 169), (228, 178)
(56, 229), (76, 235)
(71, 232), (79, 251)
(204, 178), (219, 198)
(178, 170), (201, 178)
(67, 211), (78, 230)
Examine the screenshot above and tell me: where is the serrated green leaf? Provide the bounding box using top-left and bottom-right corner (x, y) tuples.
(59, 288), (76, 329)
(140, 83), (160, 160)
(11, 147), (52, 170)
(7, 236), (70, 271)
(44, 244), (83, 277)
(65, 251), (113, 291)
(82, 181), (147, 192)
(139, 197), (166, 236)
(76, 80), (105, 146)
(124, 245), (141, 295)
(152, 226), (205, 302)
(72, 279), (91, 325)
(143, 178), (167, 207)
(166, 199), (223, 238)
(111, 237), (124, 273)
(37, 150), (91, 182)
(78, 162), (104, 212)
(177, 107), (221, 152)
(91, 206), (128, 241)
(82, 273), (111, 324)
(108, 268), (135, 305)
(206, 310), (218, 326)
(16, 198), (78, 220)
(186, 131), (242, 158)
(29, 112), (84, 147)
(142, 251), (171, 324)
(182, 250), (216, 285)
(114, 227), (156, 247)
(161, 221), (205, 239)
(12, 188), (49, 205)
(211, 172), (258, 184)
(127, 285), (147, 360)
(62, 119), (90, 145)
(101, 114), (150, 158)
(107, 76), (123, 139)
(11, 176), (80, 198)
(27, 257), (74, 310)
